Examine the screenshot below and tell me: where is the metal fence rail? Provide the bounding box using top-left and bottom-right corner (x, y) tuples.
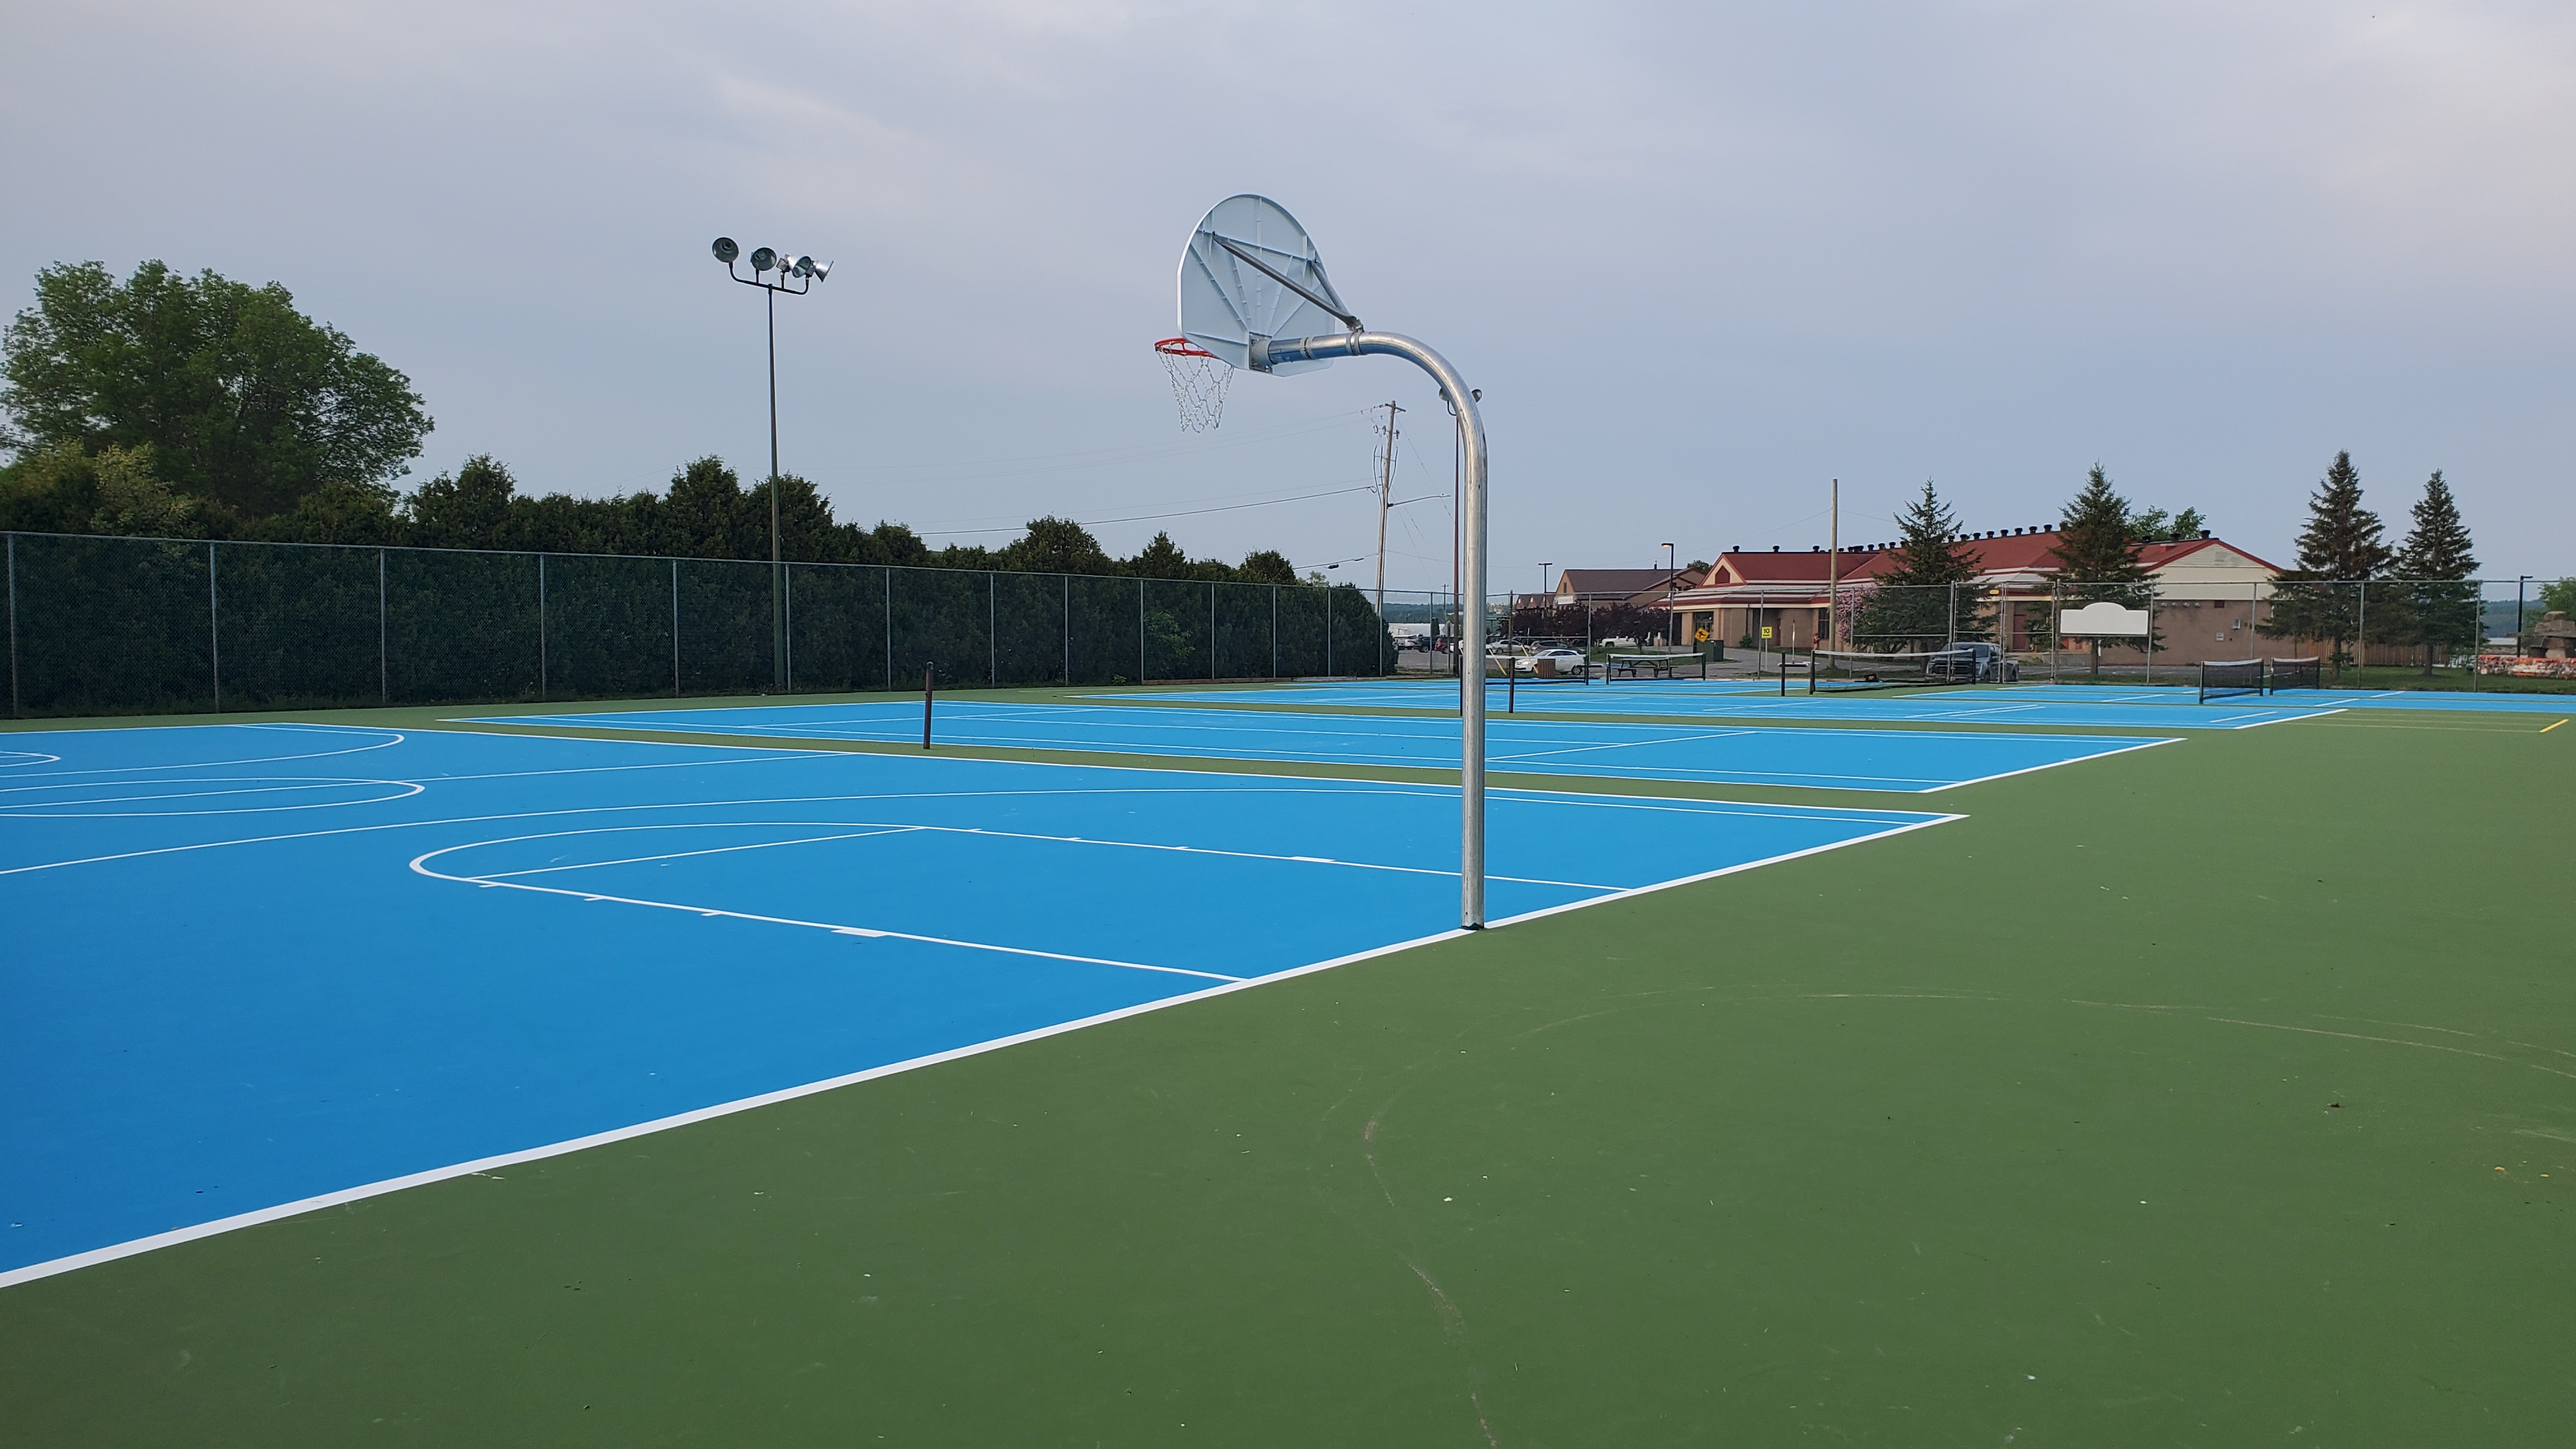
(1, 532), (1427, 718)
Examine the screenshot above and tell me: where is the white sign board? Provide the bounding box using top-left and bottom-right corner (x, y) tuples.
(2057, 601), (2151, 637)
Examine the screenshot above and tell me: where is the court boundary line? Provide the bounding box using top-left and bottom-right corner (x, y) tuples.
(0, 787), (1957, 1291)
(455, 711), (2177, 795)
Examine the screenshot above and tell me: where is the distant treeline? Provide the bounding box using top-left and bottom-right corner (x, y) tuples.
(0, 446), (1303, 585)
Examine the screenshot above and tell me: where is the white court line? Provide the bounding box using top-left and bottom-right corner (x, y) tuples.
(0, 777), (425, 816)
(4, 724), (406, 778)
(0, 751), (63, 767)
(473, 710), (2168, 791)
(441, 817), (1630, 894)
(411, 839), (1248, 983)
(0, 795), (1958, 1292)
(477, 826), (927, 878)
(1919, 735), (2182, 792)
(0, 779), (1933, 880)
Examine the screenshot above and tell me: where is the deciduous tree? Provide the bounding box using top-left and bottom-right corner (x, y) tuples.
(3, 261), (431, 519)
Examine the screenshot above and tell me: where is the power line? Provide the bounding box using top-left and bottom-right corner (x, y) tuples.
(913, 480), (1383, 537)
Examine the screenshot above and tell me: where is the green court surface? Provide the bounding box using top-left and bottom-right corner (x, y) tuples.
(1, 690), (2569, 1445)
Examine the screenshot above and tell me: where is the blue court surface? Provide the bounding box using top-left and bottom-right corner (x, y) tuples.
(1131, 678), (2572, 724)
(470, 701), (2176, 793)
(0, 722), (1953, 1280)
(1124, 680), (2336, 730)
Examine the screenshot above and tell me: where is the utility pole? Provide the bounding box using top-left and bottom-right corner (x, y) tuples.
(1827, 478), (1839, 650)
(1372, 401), (1402, 620)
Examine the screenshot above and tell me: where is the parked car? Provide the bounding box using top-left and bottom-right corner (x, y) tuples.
(1524, 648), (1590, 677)
(1924, 642), (2019, 683)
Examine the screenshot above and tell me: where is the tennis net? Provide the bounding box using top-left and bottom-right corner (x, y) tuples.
(1809, 650), (1937, 693)
(2198, 659), (2266, 703)
(2269, 656), (2322, 692)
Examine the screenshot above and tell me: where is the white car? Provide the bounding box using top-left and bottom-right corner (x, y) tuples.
(1521, 648), (1590, 677)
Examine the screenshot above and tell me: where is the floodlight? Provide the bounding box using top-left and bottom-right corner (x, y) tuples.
(790, 256), (813, 279)
(750, 246), (778, 273)
(808, 259), (832, 281)
(711, 236), (739, 264)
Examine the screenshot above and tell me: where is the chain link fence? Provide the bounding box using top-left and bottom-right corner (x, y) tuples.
(1, 532), (1420, 718)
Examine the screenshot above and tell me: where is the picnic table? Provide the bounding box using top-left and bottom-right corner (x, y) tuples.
(1607, 652), (1701, 679)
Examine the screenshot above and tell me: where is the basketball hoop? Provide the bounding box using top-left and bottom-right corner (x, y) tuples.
(1154, 337), (1230, 431)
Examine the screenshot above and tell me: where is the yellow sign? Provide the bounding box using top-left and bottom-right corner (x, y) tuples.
(1693, 626), (1710, 643)
(1759, 626), (1774, 640)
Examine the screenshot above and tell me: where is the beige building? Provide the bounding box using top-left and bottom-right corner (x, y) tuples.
(1656, 531), (2292, 665)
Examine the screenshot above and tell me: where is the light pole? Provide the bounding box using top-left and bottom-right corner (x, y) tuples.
(712, 236), (831, 690)
(2517, 576), (2533, 637)
(1662, 541), (1676, 647)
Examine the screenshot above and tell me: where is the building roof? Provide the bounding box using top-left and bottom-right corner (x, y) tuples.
(1660, 532), (2285, 608)
(1556, 567), (1690, 596)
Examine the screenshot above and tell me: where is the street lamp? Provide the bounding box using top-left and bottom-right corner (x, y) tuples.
(712, 236), (831, 690)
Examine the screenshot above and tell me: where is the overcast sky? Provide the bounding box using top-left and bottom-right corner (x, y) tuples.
(4, 1), (2569, 590)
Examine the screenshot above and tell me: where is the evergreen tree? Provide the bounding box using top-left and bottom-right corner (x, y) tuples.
(2258, 450), (2389, 677)
(402, 456), (518, 550)
(1853, 480), (1981, 650)
(2048, 464), (2151, 676)
(2384, 470), (2479, 675)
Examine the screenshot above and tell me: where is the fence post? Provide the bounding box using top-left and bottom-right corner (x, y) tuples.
(2144, 590), (2154, 686)
(670, 556), (681, 697)
(378, 548), (389, 705)
(1271, 585), (1278, 678)
(1062, 572), (1071, 684)
(208, 542), (221, 713)
(783, 562), (793, 694)
(1326, 586), (1334, 676)
(884, 567), (893, 693)
(2049, 579), (2062, 684)
(1137, 576), (1146, 683)
(2355, 579), (2368, 675)
(1209, 581), (1217, 680)
(537, 553), (548, 703)
(990, 571), (997, 687)
(6, 533), (18, 719)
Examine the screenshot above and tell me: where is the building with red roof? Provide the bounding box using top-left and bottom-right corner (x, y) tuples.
(1659, 528), (2287, 664)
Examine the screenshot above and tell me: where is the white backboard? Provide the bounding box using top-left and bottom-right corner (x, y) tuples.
(2057, 601), (2152, 636)
(1177, 195), (1353, 374)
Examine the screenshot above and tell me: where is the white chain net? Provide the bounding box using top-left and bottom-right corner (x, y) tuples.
(1158, 348), (1232, 432)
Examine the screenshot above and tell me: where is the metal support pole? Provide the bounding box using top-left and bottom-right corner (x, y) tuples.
(537, 553), (548, 702)
(7, 533), (19, 719)
(1138, 577), (1146, 682)
(1254, 330), (1489, 926)
(922, 664), (935, 748)
(1271, 584), (1278, 678)
(1063, 572), (1071, 684)
(884, 567), (894, 693)
(2051, 579), (2062, 684)
(767, 284), (785, 691)
(2145, 592), (2154, 686)
(1326, 585), (1333, 676)
(671, 556), (682, 697)
(377, 548), (389, 705)
(989, 571), (997, 687)
(208, 542), (220, 713)
(2354, 580), (2367, 678)
(1209, 579), (1217, 680)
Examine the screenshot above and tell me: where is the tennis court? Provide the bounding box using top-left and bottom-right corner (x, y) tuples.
(1121, 679), (2338, 729)
(0, 721), (1954, 1282)
(472, 700), (2178, 792)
